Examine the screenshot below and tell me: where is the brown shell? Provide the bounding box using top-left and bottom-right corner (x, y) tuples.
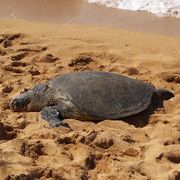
(48, 71), (155, 120)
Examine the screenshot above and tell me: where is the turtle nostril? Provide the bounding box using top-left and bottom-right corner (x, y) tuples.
(11, 98), (25, 110)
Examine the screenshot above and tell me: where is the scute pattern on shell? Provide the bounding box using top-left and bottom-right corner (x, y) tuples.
(48, 71), (155, 119)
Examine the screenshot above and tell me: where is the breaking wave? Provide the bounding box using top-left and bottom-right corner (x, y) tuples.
(87, 0), (180, 18)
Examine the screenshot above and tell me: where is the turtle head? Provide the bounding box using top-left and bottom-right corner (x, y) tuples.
(153, 88), (174, 107)
(10, 84), (52, 112)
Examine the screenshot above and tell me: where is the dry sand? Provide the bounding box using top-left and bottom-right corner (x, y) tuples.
(0, 19), (180, 179)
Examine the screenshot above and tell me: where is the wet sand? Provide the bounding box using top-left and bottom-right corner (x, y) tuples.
(0, 0), (180, 36)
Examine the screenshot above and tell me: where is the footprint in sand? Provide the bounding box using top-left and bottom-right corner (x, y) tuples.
(159, 71), (180, 84)
(5, 174), (33, 180)
(164, 137), (180, 146)
(6, 167), (62, 180)
(0, 33), (22, 48)
(0, 122), (16, 140)
(0, 48), (6, 56)
(83, 130), (97, 145)
(2, 98), (11, 110)
(123, 147), (139, 157)
(70, 145), (96, 170)
(164, 151), (180, 164)
(3, 65), (23, 74)
(68, 55), (94, 71)
(1, 84), (13, 94)
(0, 36), (4, 43)
(120, 134), (136, 144)
(168, 171), (180, 180)
(11, 52), (28, 61)
(2, 33), (22, 41)
(15, 118), (28, 129)
(56, 134), (75, 145)
(122, 67), (140, 76)
(28, 66), (41, 76)
(69, 55), (94, 66)
(10, 61), (28, 67)
(93, 132), (114, 149)
(156, 146), (180, 164)
(2, 50), (29, 74)
(2, 39), (12, 48)
(20, 140), (45, 160)
(17, 46), (47, 52)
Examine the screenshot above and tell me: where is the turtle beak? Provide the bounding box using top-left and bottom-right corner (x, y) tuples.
(10, 93), (31, 112)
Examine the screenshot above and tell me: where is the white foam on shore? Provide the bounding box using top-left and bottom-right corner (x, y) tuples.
(87, 0), (180, 18)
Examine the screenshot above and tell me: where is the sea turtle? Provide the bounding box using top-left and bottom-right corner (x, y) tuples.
(10, 71), (174, 127)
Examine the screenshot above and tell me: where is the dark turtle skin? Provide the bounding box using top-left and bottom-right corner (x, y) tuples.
(10, 71), (174, 128)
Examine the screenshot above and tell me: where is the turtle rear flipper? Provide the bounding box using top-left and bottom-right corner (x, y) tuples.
(39, 106), (71, 129)
(152, 88), (174, 107)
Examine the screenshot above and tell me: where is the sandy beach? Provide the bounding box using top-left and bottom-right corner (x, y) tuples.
(0, 1), (180, 179)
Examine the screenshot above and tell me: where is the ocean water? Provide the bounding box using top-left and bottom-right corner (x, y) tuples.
(87, 0), (180, 18)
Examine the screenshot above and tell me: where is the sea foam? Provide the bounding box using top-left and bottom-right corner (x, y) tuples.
(87, 0), (180, 18)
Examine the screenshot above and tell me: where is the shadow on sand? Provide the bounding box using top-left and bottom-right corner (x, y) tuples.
(93, 103), (158, 128)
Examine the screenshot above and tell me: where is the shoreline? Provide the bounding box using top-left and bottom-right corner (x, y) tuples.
(0, 0), (180, 37)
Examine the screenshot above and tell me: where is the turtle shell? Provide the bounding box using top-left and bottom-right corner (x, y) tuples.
(48, 71), (155, 119)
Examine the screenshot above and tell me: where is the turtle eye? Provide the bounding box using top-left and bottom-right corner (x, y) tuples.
(32, 84), (48, 94)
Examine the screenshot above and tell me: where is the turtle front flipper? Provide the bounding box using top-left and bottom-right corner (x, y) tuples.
(39, 106), (71, 129)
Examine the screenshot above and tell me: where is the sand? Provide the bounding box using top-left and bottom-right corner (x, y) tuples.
(0, 19), (180, 179)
